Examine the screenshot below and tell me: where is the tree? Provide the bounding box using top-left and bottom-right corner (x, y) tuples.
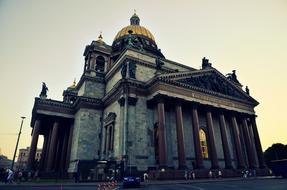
(264, 143), (287, 166)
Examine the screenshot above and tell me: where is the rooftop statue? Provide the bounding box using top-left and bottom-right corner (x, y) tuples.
(226, 70), (240, 84)
(245, 86), (250, 95)
(202, 57), (212, 69)
(40, 82), (48, 99)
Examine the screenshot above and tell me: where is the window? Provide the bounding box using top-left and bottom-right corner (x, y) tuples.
(108, 125), (114, 150)
(104, 124), (114, 152)
(199, 129), (208, 158)
(95, 56), (105, 72)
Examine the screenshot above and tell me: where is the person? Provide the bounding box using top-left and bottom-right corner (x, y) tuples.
(143, 172), (148, 182)
(184, 170), (188, 180)
(242, 170), (248, 178)
(74, 172), (79, 183)
(218, 170), (222, 178)
(252, 169), (256, 177)
(208, 170), (213, 178)
(192, 171), (196, 180)
(27, 171), (32, 182)
(6, 169), (14, 184)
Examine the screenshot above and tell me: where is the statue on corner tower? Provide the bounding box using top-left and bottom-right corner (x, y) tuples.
(40, 82), (48, 99)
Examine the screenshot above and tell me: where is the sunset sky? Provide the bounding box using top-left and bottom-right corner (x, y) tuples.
(0, 0), (286, 159)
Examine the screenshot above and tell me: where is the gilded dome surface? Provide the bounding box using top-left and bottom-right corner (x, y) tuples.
(113, 13), (155, 43)
(114, 25), (155, 42)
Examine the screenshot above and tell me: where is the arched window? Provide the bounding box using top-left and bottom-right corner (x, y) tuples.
(95, 56), (105, 72)
(199, 129), (209, 158)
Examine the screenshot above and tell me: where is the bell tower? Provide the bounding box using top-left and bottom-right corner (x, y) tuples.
(77, 34), (112, 99)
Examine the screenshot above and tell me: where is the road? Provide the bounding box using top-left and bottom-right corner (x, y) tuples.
(133, 179), (287, 190)
(0, 178), (286, 190)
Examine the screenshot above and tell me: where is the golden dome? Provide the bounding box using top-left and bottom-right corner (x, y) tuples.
(114, 13), (156, 43)
(114, 25), (155, 42)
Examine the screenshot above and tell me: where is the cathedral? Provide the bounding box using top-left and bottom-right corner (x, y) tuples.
(27, 13), (268, 180)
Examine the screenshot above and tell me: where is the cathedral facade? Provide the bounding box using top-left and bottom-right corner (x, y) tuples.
(27, 14), (267, 180)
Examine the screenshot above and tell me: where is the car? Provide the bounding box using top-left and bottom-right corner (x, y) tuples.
(123, 176), (141, 188)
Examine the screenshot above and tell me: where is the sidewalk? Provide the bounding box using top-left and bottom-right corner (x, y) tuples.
(0, 176), (278, 187)
(142, 176), (278, 186)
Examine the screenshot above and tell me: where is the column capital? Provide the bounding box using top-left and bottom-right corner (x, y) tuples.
(174, 98), (183, 106)
(118, 97), (125, 106)
(191, 102), (200, 109)
(154, 94), (167, 103)
(128, 96), (138, 106)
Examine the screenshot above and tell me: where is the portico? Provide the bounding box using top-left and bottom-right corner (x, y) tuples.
(27, 99), (74, 176)
(147, 93), (263, 172)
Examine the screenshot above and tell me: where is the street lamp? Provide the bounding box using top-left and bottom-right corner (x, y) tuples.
(11, 116), (26, 170)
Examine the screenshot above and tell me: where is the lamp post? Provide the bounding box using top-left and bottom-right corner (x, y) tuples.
(11, 116), (26, 170)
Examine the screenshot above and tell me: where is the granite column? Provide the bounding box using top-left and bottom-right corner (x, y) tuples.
(191, 105), (204, 169)
(175, 101), (186, 169)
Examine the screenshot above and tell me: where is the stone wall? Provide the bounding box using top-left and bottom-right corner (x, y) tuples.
(78, 80), (105, 98)
(127, 96), (152, 171)
(69, 108), (102, 172)
(106, 70), (121, 93)
(136, 64), (156, 82)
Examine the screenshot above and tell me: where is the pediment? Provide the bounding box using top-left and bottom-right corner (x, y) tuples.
(157, 69), (257, 104)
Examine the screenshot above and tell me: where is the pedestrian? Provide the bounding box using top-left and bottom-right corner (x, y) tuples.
(6, 169), (14, 184)
(143, 172), (148, 182)
(184, 170), (188, 180)
(218, 170), (222, 178)
(27, 171), (32, 182)
(208, 170), (212, 178)
(192, 171), (195, 180)
(252, 169), (256, 177)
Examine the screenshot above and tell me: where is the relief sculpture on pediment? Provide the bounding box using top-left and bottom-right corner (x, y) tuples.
(177, 74), (245, 99)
